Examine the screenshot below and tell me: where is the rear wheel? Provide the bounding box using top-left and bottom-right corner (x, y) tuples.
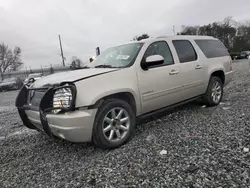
(92, 99), (136, 149)
(202, 76), (223, 106)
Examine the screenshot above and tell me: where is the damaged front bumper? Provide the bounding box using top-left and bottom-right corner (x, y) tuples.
(15, 84), (97, 142)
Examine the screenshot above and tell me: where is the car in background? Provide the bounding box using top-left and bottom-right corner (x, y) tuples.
(238, 51), (250, 59)
(230, 52), (240, 60)
(23, 73), (43, 85)
(0, 77), (23, 92)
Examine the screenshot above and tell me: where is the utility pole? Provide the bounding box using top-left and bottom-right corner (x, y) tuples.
(58, 34), (65, 67)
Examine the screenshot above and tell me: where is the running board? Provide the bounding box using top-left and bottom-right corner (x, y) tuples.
(137, 96), (202, 121)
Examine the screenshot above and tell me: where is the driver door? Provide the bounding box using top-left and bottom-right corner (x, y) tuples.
(136, 40), (183, 114)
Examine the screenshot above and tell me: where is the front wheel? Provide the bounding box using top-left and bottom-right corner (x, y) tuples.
(92, 99), (136, 149)
(202, 76), (223, 106)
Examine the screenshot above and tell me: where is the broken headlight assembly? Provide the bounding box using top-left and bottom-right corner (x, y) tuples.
(52, 85), (76, 114)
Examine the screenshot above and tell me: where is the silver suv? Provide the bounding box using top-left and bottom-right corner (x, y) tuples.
(16, 36), (233, 149)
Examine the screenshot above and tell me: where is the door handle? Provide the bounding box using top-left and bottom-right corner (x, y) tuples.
(169, 70), (179, 75)
(195, 65), (203, 69)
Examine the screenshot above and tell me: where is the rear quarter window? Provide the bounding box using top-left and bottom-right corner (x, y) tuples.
(195, 39), (229, 58)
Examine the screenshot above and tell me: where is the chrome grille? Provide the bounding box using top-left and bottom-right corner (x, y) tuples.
(27, 90), (46, 107)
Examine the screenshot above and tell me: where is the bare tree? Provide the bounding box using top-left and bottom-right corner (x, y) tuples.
(222, 16), (237, 28)
(70, 56), (83, 69)
(178, 16), (240, 50)
(0, 43), (23, 73)
(178, 25), (200, 35)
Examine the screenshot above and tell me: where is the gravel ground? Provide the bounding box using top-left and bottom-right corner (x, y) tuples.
(1, 60), (250, 188)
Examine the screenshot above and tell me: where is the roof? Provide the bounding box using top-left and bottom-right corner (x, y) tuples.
(108, 35), (216, 49)
(157, 35), (215, 39)
(132, 35), (215, 43)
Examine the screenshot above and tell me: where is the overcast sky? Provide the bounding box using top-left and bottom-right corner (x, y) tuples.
(0, 0), (250, 69)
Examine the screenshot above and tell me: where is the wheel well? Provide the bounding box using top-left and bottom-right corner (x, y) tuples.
(211, 70), (225, 84)
(94, 92), (137, 113)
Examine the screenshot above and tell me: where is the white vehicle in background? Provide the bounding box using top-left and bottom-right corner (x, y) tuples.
(23, 73), (43, 85)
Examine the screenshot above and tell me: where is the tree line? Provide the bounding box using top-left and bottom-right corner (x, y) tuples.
(0, 44), (23, 73)
(177, 16), (250, 52)
(133, 17), (250, 53)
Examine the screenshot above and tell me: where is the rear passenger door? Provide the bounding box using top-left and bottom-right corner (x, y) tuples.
(172, 40), (207, 100)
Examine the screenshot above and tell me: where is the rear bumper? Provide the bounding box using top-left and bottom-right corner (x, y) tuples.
(25, 109), (97, 142)
(224, 71), (234, 87)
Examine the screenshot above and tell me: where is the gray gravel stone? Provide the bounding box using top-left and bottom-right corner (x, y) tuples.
(1, 60), (250, 187)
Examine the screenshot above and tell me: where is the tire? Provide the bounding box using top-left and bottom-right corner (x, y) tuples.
(92, 99), (136, 149)
(202, 76), (223, 106)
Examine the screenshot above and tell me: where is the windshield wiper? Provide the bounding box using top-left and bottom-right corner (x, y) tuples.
(94, 65), (119, 68)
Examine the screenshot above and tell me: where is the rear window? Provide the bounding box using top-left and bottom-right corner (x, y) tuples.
(195, 39), (229, 58)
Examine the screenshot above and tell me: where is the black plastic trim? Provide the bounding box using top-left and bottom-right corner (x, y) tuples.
(16, 86), (38, 129)
(17, 108), (38, 130)
(137, 95), (202, 121)
(39, 87), (54, 136)
(15, 85), (29, 108)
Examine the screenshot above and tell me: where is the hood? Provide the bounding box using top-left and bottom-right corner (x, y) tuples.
(24, 77), (41, 83)
(0, 82), (16, 87)
(32, 68), (118, 88)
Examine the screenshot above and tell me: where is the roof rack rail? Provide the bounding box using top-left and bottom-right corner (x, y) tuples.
(156, 35), (169, 38)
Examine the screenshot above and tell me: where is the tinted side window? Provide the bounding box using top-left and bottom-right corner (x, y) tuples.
(195, 39), (229, 58)
(172, 40), (197, 63)
(143, 41), (174, 67)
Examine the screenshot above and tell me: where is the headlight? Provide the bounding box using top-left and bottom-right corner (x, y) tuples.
(53, 88), (73, 113)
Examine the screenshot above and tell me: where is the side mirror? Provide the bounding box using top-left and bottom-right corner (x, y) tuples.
(142, 55), (164, 70)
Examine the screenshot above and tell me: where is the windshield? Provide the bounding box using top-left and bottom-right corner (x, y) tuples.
(86, 43), (143, 68)
(3, 78), (16, 83)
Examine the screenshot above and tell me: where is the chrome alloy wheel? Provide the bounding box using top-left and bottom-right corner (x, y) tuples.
(211, 81), (222, 103)
(102, 107), (131, 142)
